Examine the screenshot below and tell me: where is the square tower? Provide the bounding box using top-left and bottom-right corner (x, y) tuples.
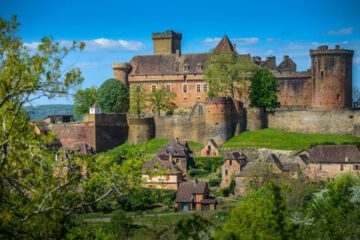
(152, 30), (182, 55)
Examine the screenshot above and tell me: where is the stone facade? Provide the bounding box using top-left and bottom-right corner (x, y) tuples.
(200, 139), (220, 157)
(141, 173), (181, 190)
(221, 152), (247, 188)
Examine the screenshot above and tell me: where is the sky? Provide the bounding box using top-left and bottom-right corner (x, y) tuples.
(1, 0), (360, 105)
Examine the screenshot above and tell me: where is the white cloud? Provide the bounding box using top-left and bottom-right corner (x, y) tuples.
(24, 38), (145, 52)
(266, 38), (280, 43)
(265, 49), (274, 56)
(203, 37), (222, 45)
(203, 37), (259, 46)
(343, 41), (349, 45)
(75, 62), (98, 70)
(320, 27), (354, 36)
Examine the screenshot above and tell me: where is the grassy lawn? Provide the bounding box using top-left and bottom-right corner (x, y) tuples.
(222, 128), (360, 150)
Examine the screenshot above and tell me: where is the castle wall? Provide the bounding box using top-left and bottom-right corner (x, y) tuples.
(277, 77), (312, 106)
(267, 108), (360, 137)
(128, 117), (155, 144)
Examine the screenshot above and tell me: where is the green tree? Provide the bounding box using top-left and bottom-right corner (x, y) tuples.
(175, 214), (214, 240)
(129, 83), (147, 117)
(249, 68), (280, 111)
(216, 181), (294, 240)
(73, 87), (97, 116)
(229, 174), (236, 195)
(109, 210), (133, 239)
(148, 88), (177, 116)
(204, 51), (258, 98)
(96, 78), (129, 113)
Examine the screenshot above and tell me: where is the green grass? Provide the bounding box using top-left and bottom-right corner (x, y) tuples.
(222, 128), (360, 150)
(105, 138), (204, 156)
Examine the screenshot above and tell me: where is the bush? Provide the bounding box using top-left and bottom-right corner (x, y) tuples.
(188, 167), (209, 177)
(209, 178), (222, 187)
(193, 157), (223, 172)
(96, 78), (129, 113)
(219, 187), (230, 197)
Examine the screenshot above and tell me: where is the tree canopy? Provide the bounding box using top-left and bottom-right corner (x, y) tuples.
(129, 83), (147, 117)
(148, 88), (177, 116)
(249, 68), (280, 110)
(73, 87), (97, 116)
(204, 51), (258, 98)
(96, 78), (129, 113)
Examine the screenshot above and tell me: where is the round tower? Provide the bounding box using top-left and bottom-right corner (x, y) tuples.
(310, 45), (354, 108)
(112, 63), (132, 87)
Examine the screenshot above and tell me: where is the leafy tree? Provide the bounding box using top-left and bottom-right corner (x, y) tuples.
(229, 174), (236, 195)
(216, 181), (295, 240)
(175, 214), (214, 240)
(96, 78), (129, 113)
(148, 88), (177, 116)
(204, 51), (258, 98)
(109, 210), (133, 239)
(73, 87), (97, 116)
(129, 83), (147, 117)
(249, 68), (280, 111)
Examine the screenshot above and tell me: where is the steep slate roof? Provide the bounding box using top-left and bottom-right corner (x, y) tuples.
(208, 139), (218, 148)
(215, 34), (234, 52)
(157, 139), (189, 157)
(225, 152), (247, 164)
(142, 157), (181, 174)
(175, 181), (208, 202)
(129, 53), (208, 75)
(60, 142), (96, 155)
(307, 145), (360, 164)
(266, 154), (283, 170)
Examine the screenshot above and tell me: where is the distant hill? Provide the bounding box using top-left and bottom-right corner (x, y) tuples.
(25, 104), (81, 121)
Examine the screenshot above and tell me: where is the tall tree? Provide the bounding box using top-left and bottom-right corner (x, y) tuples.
(148, 88), (177, 116)
(249, 68), (280, 111)
(96, 78), (129, 113)
(129, 83), (147, 117)
(204, 51), (258, 98)
(73, 87), (97, 116)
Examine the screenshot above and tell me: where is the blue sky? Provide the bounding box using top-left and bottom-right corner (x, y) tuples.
(1, 0), (360, 105)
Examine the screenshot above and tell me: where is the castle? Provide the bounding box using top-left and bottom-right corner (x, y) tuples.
(46, 30), (360, 152)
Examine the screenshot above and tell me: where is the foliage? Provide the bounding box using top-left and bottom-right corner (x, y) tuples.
(229, 174), (236, 194)
(222, 128), (360, 150)
(294, 173), (360, 239)
(148, 88), (177, 116)
(188, 167), (210, 177)
(249, 68), (280, 110)
(194, 157), (223, 172)
(216, 182), (295, 240)
(175, 214), (214, 240)
(96, 78), (129, 113)
(209, 178), (222, 187)
(109, 210), (133, 239)
(219, 187), (230, 197)
(129, 83), (147, 117)
(73, 87), (97, 116)
(204, 51), (258, 98)
(0, 15), (88, 239)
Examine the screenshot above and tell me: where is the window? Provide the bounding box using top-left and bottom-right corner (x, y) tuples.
(225, 170), (228, 176)
(152, 85), (156, 91)
(184, 64), (189, 71)
(208, 145), (211, 151)
(354, 165), (360, 170)
(230, 160), (232, 166)
(183, 85), (188, 93)
(197, 64), (203, 71)
(340, 164), (344, 171)
(176, 159), (179, 164)
(204, 84), (208, 93)
(166, 84), (171, 92)
(197, 84), (201, 92)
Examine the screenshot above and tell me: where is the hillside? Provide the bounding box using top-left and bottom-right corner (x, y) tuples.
(25, 104), (78, 120)
(222, 128), (360, 150)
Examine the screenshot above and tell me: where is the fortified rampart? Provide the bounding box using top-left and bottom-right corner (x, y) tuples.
(128, 117), (155, 144)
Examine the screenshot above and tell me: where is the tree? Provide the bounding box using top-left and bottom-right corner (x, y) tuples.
(96, 78), (129, 113)
(175, 214), (214, 240)
(129, 83), (147, 117)
(148, 88), (177, 116)
(204, 51), (258, 98)
(249, 68), (280, 111)
(109, 210), (133, 239)
(73, 87), (97, 116)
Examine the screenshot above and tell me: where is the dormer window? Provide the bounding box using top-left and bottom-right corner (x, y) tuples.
(197, 64), (203, 71)
(184, 64), (189, 72)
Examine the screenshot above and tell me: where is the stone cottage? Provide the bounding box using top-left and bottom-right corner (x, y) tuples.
(175, 179), (217, 211)
(221, 152), (247, 187)
(157, 139), (191, 173)
(200, 139), (220, 157)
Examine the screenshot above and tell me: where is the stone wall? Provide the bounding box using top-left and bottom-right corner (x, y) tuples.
(267, 108), (360, 137)
(128, 117), (155, 144)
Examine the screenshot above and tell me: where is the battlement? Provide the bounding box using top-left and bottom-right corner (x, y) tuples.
(310, 45), (354, 56)
(112, 63), (132, 72)
(152, 30), (182, 40)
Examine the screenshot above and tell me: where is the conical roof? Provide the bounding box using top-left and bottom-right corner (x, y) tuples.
(215, 34), (234, 52)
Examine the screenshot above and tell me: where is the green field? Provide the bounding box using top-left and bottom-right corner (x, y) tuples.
(222, 128), (360, 150)
(105, 138), (204, 156)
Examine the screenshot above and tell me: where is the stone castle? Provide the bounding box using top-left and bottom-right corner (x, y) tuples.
(46, 30), (360, 152)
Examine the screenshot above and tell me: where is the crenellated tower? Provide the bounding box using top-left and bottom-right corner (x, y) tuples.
(152, 30), (182, 55)
(310, 45), (354, 108)
(112, 63), (132, 87)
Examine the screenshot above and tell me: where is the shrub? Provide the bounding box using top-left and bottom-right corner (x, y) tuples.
(209, 178), (222, 187)
(193, 157), (223, 172)
(188, 168), (209, 177)
(219, 187), (230, 197)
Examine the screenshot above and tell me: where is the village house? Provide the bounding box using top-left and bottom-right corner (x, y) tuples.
(294, 145), (360, 182)
(175, 179), (217, 211)
(221, 152), (247, 187)
(141, 157), (183, 190)
(156, 139), (191, 173)
(200, 139), (220, 157)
